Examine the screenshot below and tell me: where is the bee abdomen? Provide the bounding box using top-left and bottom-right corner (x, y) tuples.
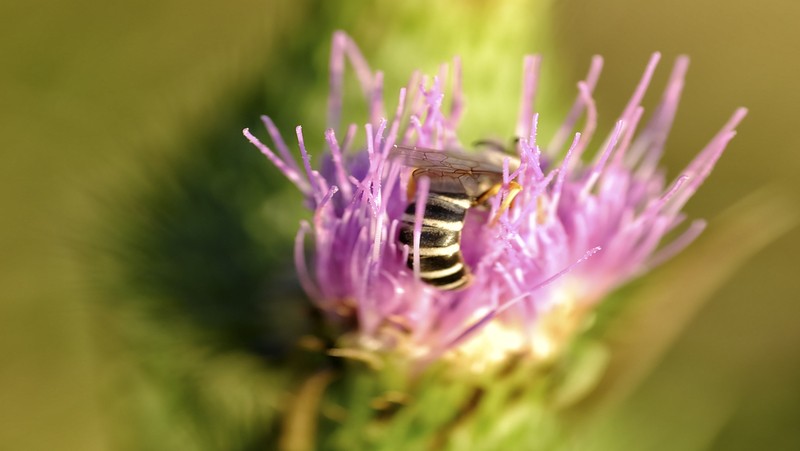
(399, 193), (471, 290)
(417, 253), (470, 290)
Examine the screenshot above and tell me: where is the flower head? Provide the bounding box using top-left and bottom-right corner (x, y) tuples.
(244, 32), (746, 370)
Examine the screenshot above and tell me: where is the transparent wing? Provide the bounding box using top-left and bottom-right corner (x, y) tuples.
(390, 145), (520, 174)
(391, 145), (521, 198)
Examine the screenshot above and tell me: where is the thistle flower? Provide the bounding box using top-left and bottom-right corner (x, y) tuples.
(244, 32), (746, 371)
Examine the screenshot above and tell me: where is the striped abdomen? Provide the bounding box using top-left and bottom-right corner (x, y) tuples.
(398, 192), (472, 290)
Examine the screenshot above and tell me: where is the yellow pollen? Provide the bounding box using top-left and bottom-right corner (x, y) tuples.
(444, 283), (589, 371)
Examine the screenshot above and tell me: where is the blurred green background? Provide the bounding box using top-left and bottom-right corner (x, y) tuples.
(2, 0), (799, 449)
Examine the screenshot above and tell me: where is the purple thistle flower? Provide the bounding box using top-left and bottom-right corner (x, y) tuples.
(244, 32), (746, 369)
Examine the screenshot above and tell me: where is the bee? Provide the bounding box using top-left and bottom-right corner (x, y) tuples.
(392, 144), (522, 290)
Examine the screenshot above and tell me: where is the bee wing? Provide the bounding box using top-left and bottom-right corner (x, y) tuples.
(390, 145), (520, 174)
(391, 145), (521, 198)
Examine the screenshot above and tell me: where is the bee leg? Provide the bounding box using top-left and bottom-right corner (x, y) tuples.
(406, 176), (417, 201)
(486, 181), (522, 226)
(475, 183), (502, 206)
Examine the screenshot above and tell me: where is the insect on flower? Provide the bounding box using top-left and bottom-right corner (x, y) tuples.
(244, 31), (747, 369)
(393, 144), (522, 290)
